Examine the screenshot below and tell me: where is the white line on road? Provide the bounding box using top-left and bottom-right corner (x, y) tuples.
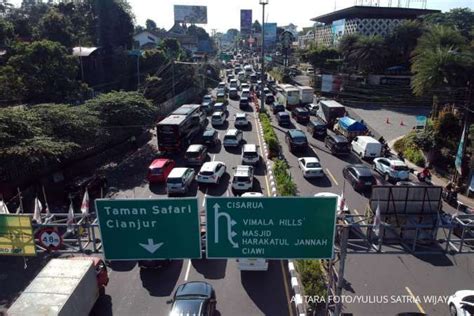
(184, 259), (191, 282)
(326, 168), (339, 186)
(212, 154), (215, 161)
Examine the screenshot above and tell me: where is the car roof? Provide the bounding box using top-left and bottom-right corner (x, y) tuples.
(235, 165), (253, 176)
(217, 91), (225, 96)
(243, 144), (257, 151)
(212, 111), (224, 116)
(278, 111), (289, 117)
(149, 158), (170, 169)
(310, 118), (326, 125)
(242, 192), (264, 197)
(288, 129), (306, 137)
(175, 281), (212, 298)
(168, 167), (190, 178)
(236, 113), (247, 118)
(350, 164), (373, 176)
(203, 129), (216, 136)
(203, 94), (212, 98)
(171, 299), (204, 315)
(300, 157), (319, 163)
(389, 159), (407, 166)
(295, 107), (308, 112)
(331, 135), (349, 143)
(187, 144), (204, 152)
(229, 87), (237, 91)
(214, 102), (224, 106)
(200, 161), (224, 172)
(225, 128), (240, 135)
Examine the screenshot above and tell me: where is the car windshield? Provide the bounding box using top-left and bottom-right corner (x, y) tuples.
(150, 168), (163, 175)
(393, 165), (409, 171)
(186, 151), (201, 158)
(306, 162), (321, 168)
(200, 171), (215, 176)
(234, 176), (250, 182)
(244, 151), (258, 157)
(359, 176), (374, 182)
(225, 135), (236, 140)
(293, 136), (307, 142)
(171, 299), (205, 316)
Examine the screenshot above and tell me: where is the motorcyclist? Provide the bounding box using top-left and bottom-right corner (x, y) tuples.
(419, 167), (431, 181)
(397, 151), (405, 162)
(444, 181), (458, 201)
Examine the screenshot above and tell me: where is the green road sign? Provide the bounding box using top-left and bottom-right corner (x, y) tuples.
(206, 197), (337, 259)
(96, 198), (201, 260)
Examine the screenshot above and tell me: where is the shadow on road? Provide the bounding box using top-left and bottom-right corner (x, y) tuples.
(205, 174), (231, 196)
(90, 294), (113, 316)
(412, 253), (454, 267)
(305, 175), (333, 188)
(241, 260), (293, 316)
(149, 183), (166, 195)
(191, 259), (227, 279)
(107, 260), (137, 272)
(140, 260), (183, 296)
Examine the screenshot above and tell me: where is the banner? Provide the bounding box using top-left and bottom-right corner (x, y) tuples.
(263, 23), (277, 49)
(332, 19), (345, 45)
(240, 10), (252, 35)
(455, 123), (468, 175)
(174, 5), (208, 24)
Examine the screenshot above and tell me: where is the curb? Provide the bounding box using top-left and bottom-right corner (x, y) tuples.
(256, 113), (278, 197)
(288, 260), (307, 316)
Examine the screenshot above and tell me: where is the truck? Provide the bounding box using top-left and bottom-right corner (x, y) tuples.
(317, 99), (346, 128)
(7, 257), (109, 316)
(297, 86), (314, 105)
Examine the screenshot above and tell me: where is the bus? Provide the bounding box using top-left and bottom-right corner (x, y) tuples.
(156, 104), (206, 153)
(276, 84), (300, 110)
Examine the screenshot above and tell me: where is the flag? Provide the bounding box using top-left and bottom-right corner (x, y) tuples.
(80, 190), (90, 217)
(33, 197), (42, 224)
(16, 205), (22, 214)
(373, 202), (381, 235)
(339, 191), (346, 213)
(455, 123), (468, 175)
(67, 201), (75, 233)
(0, 200), (9, 214)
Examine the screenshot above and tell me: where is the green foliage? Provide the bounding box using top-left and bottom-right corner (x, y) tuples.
(302, 46), (339, 71)
(252, 20), (261, 33)
(160, 38), (183, 60)
(386, 20), (423, 67)
(273, 159), (297, 196)
(85, 91), (156, 131)
(423, 8), (474, 40)
(95, 0), (134, 51)
(351, 35), (389, 73)
(35, 8), (74, 47)
(0, 17), (14, 46)
(145, 19), (157, 31)
(296, 260), (327, 306)
(393, 137), (406, 153)
(1, 40), (89, 103)
(404, 147), (426, 167)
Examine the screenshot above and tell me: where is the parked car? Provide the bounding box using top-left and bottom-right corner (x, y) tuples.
(166, 168), (195, 195)
(196, 161), (227, 184)
(169, 281), (216, 316)
(307, 118), (327, 138)
(241, 192), (264, 197)
(373, 157), (410, 181)
(202, 128), (219, 146)
(448, 290), (474, 316)
(185, 144), (208, 166)
(351, 136), (382, 159)
(223, 129), (243, 147)
(343, 164), (376, 191)
(241, 144), (260, 165)
(285, 129), (308, 153)
(277, 111), (291, 127)
(234, 113), (249, 128)
(211, 111), (226, 127)
(305, 103), (319, 115)
(291, 107), (310, 124)
(232, 165), (254, 192)
(325, 134), (350, 155)
(229, 88), (239, 99)
(239, 97), (250, 110)
(147, 158), (176, 183)
(271, 103), (285, 114)
(298, 157), (324, 178)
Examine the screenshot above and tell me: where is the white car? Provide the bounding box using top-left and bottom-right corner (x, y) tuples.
(196, 161), (226, 184)
(211, 111), (226, 126)
(235, 113), (249, 128)
(373, 157), (410, 181)
(242, 192), (264, 197)
(314, 192), (349, 216)
(298, 157), (324, 178)
(241, 144), (260, 165)
(448, 290), (474, 316)
(232, 165), (254, 191)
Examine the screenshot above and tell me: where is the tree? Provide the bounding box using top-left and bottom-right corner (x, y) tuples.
(423, 8), (474, 40)
(385, 20), (423, 67)
(35, 9), (74, 47)
(252, 20), (261, 33)
(0, 17), (14, 47)
(350, 35), (390, 74)
(145, 19), (156, 31)
(141, 48), (167, 75)
(303, 46), (339, 71)
(160, 38), (182, 60)
(3, 40), (90, 103)
(187, 24), (210, 40)
(0, 0), (12, 14)
(338, 33), (360, 71)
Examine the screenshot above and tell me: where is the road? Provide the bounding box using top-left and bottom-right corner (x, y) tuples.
(91, 87), (294, 316)
(266, 105), (474, 316)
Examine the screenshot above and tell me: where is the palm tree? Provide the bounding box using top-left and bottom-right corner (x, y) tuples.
(338, 33), (360, 72)
(386, 20), (423, 67)
(349, 35), (390, 75)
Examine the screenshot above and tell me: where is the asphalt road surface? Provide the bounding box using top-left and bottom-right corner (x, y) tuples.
(91, 88), (295, 316)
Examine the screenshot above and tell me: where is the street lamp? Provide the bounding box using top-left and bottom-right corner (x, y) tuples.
(259, 0), (268, 112)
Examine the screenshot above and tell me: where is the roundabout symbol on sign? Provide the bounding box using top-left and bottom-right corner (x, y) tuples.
(38, 228), (63, 251)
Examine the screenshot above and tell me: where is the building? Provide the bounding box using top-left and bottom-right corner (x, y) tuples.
(133, 30), (164, 49)
(298, 27), (315, 49)
(310, 6), (440, 47)
(280, 23), (298, 38)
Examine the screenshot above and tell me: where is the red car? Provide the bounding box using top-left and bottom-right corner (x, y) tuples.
(147, 159), (176, 183)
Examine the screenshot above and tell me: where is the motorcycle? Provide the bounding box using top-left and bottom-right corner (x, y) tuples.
(382, 144), (391, 157)
(442, 188), (458, 207)
(416, 171), (432, 184)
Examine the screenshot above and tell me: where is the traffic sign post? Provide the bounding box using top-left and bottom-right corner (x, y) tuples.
(37, 227), (62, 251)
(0, 214), (36, 256)
(206, 197), (337, 259)
(96, 198), (201, 260)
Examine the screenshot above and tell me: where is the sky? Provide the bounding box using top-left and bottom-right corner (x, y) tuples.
(9, 0), (474, 33)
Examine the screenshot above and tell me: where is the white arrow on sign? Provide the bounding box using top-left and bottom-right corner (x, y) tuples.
(139, 239), (164, 254)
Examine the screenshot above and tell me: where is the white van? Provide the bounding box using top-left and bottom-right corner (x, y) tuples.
(351, 136), (382, 159)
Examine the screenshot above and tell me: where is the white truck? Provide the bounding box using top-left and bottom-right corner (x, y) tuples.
(297, 86), (314, 105)
(7, 257), (109, 316)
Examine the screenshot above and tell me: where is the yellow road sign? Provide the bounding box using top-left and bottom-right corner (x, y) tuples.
(0, 215), (36, 256)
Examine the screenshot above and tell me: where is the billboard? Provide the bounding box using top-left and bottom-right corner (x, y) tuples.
(332, 19), (345, 45)
(174, 5), (208, 24)
(263, 23), (277, 49)
(321, 75), (343, 93)
(240, 10), (252, 35)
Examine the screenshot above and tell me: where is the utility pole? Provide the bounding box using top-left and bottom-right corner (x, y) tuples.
(334, 225), (349, 316)
(260, 0), (268, 113)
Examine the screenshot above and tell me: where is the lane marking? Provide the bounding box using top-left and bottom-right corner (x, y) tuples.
(326, 168), (339, 186)
(212, 154), (216, 161)
(254, 114), (272, 196)
(184, 259), (192, 282)
(405, 287), (426, 314)
(280, 260), (295, 316)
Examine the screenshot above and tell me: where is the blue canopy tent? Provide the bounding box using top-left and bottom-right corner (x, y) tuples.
(335, 116), (367, 139)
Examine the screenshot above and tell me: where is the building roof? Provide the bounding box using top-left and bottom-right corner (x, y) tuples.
(311, 6), (440, 24)
(72, 47), (100, 57)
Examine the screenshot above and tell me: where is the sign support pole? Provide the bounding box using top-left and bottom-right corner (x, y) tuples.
(334, 225), (349, 316)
